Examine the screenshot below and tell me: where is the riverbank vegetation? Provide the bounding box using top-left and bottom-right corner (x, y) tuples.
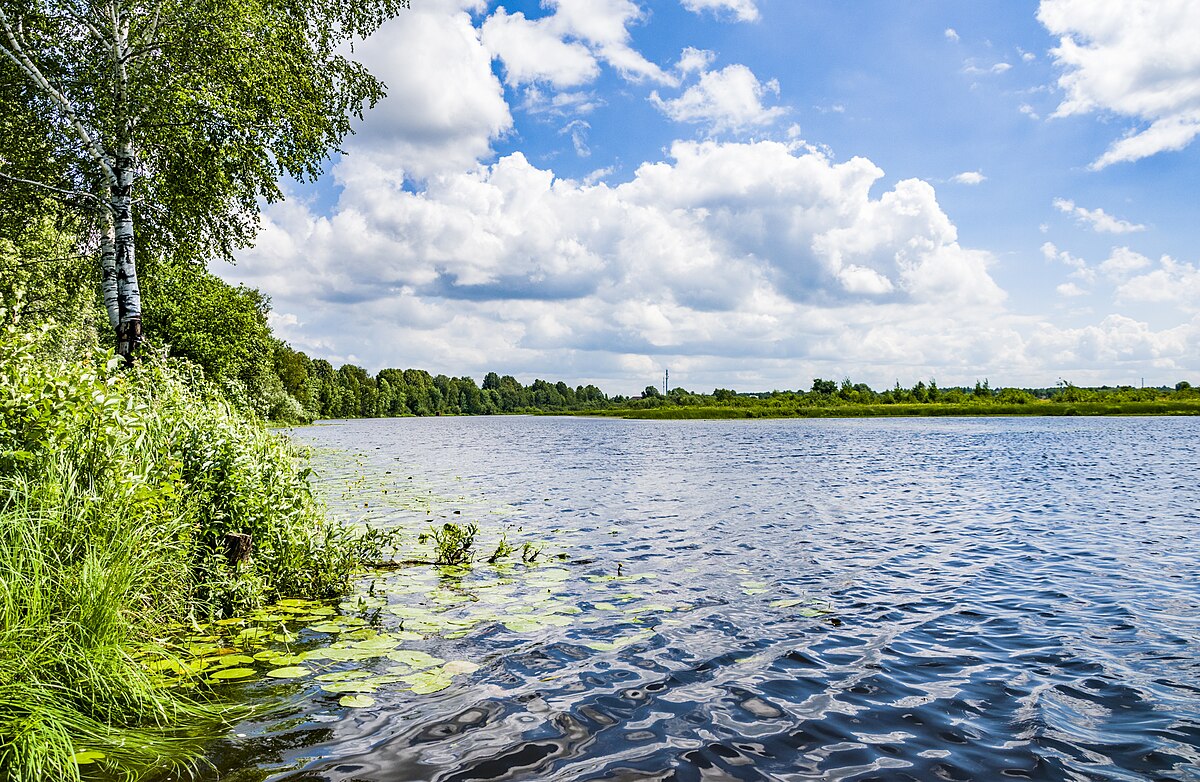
(0, 311), (382, 781)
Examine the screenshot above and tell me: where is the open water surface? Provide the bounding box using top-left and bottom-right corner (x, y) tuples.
(206, 416), (1200, 781)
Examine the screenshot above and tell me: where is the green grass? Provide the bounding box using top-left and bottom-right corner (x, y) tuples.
(0, 313), (369, 780)
(574, 400), (1200, 420)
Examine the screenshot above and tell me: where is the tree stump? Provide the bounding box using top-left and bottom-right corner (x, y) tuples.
(224, 532), (253, 566)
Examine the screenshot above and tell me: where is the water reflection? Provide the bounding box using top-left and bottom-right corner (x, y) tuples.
(196, 416), (1200, 781)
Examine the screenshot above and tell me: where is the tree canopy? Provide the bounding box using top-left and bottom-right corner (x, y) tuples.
(0, 0), (409, 355)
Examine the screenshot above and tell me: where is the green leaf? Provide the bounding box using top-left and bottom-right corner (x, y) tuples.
(339, 694), (376, 708)
(209, 667), (256, 680)
(265, 666), (310, 679)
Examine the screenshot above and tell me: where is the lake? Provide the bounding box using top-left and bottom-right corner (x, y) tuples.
(205, 416), (1200, 781)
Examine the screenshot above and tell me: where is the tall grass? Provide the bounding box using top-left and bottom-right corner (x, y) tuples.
(0, 310), (363, 780)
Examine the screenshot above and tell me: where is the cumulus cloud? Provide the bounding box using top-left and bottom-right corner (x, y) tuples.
(1117, 256), (1200, 310)
(1052, 198), (1146, 233)
(1098, 246), (1152, 279)
(1038, 0), (1200, 168)
(944, 28), (959, 42)
(227, 139), (1023, 387)
(346, 4), (511, 178)
(681, 0), (760, 22)
(481, 8), (599, 88)
(650, 64), (786, 133)
(952, 171), (986, 185)
(677, 46), (716, 74)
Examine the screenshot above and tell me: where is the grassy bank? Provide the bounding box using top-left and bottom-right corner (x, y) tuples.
(0, 314), (371, 781)
(573, 400), (1200, 420)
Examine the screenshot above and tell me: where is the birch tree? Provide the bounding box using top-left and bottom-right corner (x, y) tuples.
(0, 0), (408, 360)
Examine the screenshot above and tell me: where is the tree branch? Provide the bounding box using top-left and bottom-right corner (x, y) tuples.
(0, 7), (117, 185)
(0, 170), (101, 203)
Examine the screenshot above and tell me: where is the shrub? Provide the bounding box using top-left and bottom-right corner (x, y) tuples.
(0, 306), (362, 780)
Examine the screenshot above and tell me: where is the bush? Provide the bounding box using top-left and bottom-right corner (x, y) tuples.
(0, 306), (362, 780)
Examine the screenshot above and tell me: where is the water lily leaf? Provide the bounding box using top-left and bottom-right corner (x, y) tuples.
(316, 670), (375, 682)
(211, 654), (255, 667)
(403, 669), (455, 694)
(797, 607), (833, 618)
(593, 602), (618, 611)
(386, 650), (443, 668)
(535, 613), (574, 627)
(265, 666), (311, 679)
(502, 616), (545, 633)
(628, 604), (673, 614)
(322, 681), (379, 694)
(740, 581), (767, 589)
(71, 750), (106, 765)
(308, 622), (345, 633)
(769, 598), (805, 609)
(742, 588), (769, 596)
(266, 653), (307, 666)
(352, 636), (401, 651)
(339, 694), (375, 708)
(584, 631), (654, 652)
(316, 646), (389, 662)
(209, 667), (256, 680)
(443, 660), (481, 675)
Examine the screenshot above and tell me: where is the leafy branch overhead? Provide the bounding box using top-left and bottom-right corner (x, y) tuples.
(0, 0), (409, 357)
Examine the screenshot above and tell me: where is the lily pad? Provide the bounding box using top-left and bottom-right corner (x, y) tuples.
(316, 670), (375, 682)
(71, 750), (106, 765)
(403, 668), (455, 694)
(443, 660), (481, 675)
(265, 666), (311, 679)
(209, 667), (256, 681)
(386, 650), (443, 668)
(769, 598), (805, 609)
(339, 694), (376, 708)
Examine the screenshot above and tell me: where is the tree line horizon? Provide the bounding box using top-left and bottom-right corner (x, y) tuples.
(269, 342), (1199, 420)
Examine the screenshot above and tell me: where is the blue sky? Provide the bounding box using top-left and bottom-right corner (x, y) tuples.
(224, 0), (1200, 394)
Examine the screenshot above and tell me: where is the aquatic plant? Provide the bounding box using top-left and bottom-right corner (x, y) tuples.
(418, 522), (478, 565)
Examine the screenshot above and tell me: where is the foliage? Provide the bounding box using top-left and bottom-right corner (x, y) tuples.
(0, 306), (369, 779)
(418, 522), (479, 566)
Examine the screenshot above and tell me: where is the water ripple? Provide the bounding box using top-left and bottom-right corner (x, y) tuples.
(201, 416), (1200, 782)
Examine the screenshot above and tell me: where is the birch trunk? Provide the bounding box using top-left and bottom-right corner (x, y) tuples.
(111, 143), (142, 361)
(99, 209), (120, 329)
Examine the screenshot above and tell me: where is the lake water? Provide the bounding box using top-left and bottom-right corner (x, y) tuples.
(207, 416), (1200, 781)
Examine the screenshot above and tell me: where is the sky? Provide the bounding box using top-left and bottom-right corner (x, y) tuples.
(221, 0), (1200, 395)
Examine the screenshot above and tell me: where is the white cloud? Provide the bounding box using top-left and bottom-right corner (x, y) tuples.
(481, 0), (675, 90)
(1042, 240), (1096, 283)
(650, 64), (786, 133)
(1098, 246), (1152, 279)
(228, 140), (1021, 388)
(346, 5), (511, 178)
(681, 0), (760, 23)
(1057, 282), (1087, 297)
(964, 60), (1012, 75)
(952, 171), (986, 185)
(944, 28), (959, 42)
(1052, 198), (1146, 233)
(481, 8), (599, 88)
(1117, 256), (1200, 310)
(1038, 0), (1200, 168)
(561, 119), (591, 156)
(1019, 103), (1040, 120)
(677, 46), (716, 74)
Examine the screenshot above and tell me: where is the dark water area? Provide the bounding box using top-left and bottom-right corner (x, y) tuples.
(208, 416), (1200, 782)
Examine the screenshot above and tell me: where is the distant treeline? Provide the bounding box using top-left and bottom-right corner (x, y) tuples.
(274, 346), (611, 419)
(269, 343), (1200, 421)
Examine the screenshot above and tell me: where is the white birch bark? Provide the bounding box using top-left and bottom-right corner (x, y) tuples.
(100, 208), (120, 328)
(111, 4), (143, 359)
